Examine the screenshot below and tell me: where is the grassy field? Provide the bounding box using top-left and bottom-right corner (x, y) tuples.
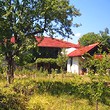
(0, 72), (110, 110)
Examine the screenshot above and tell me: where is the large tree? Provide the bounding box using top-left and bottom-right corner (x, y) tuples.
(78, 32), (101, 46)
(79, 28), (110, 48)
(0, 0), (81, 83)
(99, 28), (110, 49)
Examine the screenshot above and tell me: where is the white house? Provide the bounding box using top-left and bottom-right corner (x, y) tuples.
(67, 57), (82, 74)
(66, 43), (99, 74)
(65, 48), (81, 74)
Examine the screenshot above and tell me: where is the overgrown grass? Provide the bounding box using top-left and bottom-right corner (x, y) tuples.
(27, 94), (110, 110)
(0, 71), (110, 110)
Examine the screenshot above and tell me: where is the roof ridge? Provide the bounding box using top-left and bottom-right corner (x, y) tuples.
(68, 42), (99, 57)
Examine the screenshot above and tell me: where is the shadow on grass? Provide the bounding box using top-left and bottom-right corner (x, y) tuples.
(0, 91), (27, 110)
(12, 80), (110, 106)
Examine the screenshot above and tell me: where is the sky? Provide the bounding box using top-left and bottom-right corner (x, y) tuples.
(69, 0), (110, 44)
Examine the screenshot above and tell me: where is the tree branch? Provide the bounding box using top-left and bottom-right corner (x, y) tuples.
(25, 15), (47, 36)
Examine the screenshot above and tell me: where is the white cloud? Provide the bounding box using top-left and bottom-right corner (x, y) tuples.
(75, 33), (81, 38)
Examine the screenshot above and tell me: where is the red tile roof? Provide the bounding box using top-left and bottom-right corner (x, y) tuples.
(10, 36), (80, 48)
(35, 36), (80, 48)
(10, 36), (15, 43)
(94, 54), (110, 60)
(94, 54), (103, 59)
(68, 43), (99, 57)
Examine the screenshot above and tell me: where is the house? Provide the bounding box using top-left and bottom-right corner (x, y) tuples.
(67, 43), (99, 74)
(11, 36), (108, 75)
(34, 36), (80, 72)
(35, 36), (80, 58)
(10, 36), (80, 72)
(10, 36), (80, 59)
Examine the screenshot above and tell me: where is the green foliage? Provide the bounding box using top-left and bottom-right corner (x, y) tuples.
(11, 75), (85, 97)
(14, 67), (48, 78)
(57, 49), (68, 70)
(0, 0), (81, 83)
(0, 54), (7, 74)
(36, 56), (68, 74)
(16, 53), (34, 66)
(0, 0), (81, 51)
(0, 74), (110, 110)
(82, 53), (110, 77)
(90, 82), (104, 102)
(36, 58), (57, 64)
(99, 28), (110, 48)
(12, 79), (37, 96)
(81, 52), (110, 110)
(27, 96), (45, 110)
(11, 77), (110, 107)
(27, 94), (110, 110)
(79, 28), (110, 49)
(0, 89), (27, 110)
(78, 32), (101, 46)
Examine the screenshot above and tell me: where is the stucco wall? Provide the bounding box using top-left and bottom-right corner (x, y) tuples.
(67, 57), (81, 74)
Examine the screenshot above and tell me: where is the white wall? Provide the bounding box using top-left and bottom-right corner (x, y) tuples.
(67, 58), (72, 73)
(67, 57), (81, 74)
(65, 48), (76, 54)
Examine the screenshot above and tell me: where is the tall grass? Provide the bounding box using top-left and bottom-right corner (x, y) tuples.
(27, 94), (110, 110)
(0, 70), (110, 110)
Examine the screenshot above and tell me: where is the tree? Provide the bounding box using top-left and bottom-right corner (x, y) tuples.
(57, 49), (68, 72)
(0, 0), (81, 83)
(99, 28), (110, 49)
(82, 52), (110, 110)
(78, 32), (101, 46)
(79, 28), (110, 48)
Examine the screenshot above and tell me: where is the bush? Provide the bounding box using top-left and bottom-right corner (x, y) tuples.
(27, 95), (45, 110)
(12, 79), (37, 96)
(0, 90), (27, 110)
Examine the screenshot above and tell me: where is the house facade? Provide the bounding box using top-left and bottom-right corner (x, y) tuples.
(35, 36), (80, 58)
(10, 36), (109, 74)
(35, 37), (102, 75)
(67, 57), (82, 74)
(67, 43), (99, 74)
(11, 36), (107, 75)
(35, 36), (80, 72)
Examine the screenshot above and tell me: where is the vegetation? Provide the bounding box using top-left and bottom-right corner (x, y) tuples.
(57, 49), (68, 71)
(81, 52), (110, 110)
(0, 0), (81, 84)
(36, 58), (57, 64)
(78, 32), (101, 46)
(79, 28), (110, 47)
(99, 28), (110, 49)
(0, 42), (109, 110)
(0, 72), (110, 110)
(0, 1), (110, 110)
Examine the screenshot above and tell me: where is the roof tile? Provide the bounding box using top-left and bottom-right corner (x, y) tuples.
(68, 43), (99, 57)
(35, 36), (80, 48)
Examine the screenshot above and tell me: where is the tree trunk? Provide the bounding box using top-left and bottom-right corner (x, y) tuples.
(7, 71), (14, 84)
(6, 56), (15, 84)
(7, 66), (14, 84)
(96, 100), (98, 110)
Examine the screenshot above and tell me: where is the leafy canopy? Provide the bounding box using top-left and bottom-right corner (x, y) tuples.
(0, 0), (81, 38)
(99, 28), (110, 49)
(78, 32), (101, 46)
(57, 49), (68, 70)
(0, 0), (81, 83)
(79, 28), (110, 48)
(0, 0), (81, 63)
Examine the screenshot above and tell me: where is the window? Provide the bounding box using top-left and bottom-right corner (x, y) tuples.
(70, 58), (73, 66)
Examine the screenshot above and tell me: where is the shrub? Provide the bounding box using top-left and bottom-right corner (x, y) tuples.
(0, 90), (27, 110)
(27, 95), (46, 110)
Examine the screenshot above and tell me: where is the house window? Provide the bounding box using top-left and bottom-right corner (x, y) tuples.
(70, 58), (73, 66)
